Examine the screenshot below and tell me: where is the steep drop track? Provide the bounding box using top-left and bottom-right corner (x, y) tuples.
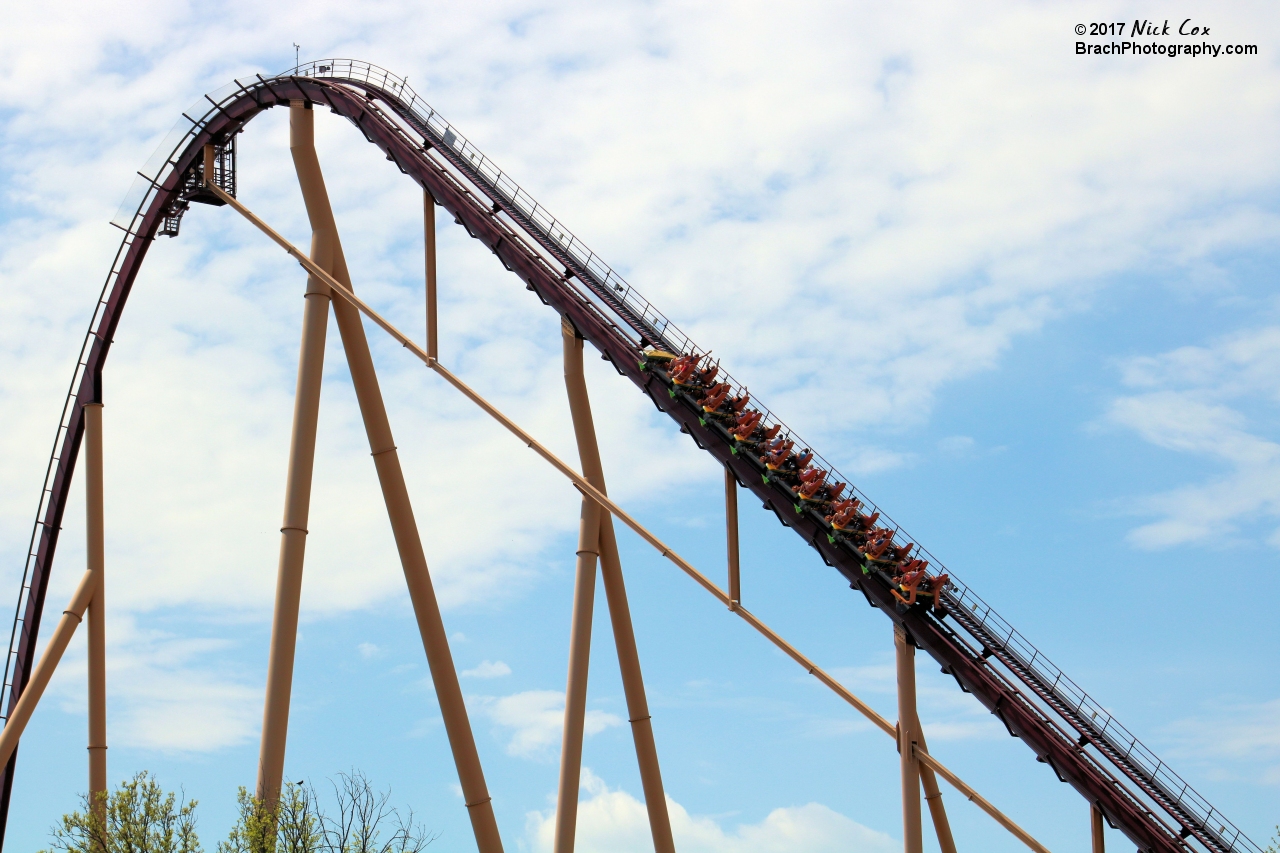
(0, 61), (1262, 853)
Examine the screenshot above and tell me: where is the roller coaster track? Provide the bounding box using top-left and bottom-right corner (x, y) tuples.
(0, 60), (1263, 853)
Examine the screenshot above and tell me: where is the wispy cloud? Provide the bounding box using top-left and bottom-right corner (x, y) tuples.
(49, 614), (260, 752)
(472, 689), (621, 759)
(461, 660), (512, 679)
(1164, 698), (1280, 785)
(1105, 326), (1280, 547)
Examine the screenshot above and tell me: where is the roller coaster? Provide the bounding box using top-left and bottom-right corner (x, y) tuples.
(0, 59), (1266, 853)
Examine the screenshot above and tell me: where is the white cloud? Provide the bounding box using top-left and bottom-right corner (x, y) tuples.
(1164, 698), (1280, 785)
(936, 435), (975, 457)
(358, 642), (380, 659)
(1105, 326), (1280, 548)
(473, 689), (622, 759)
(2, 3), (1273, 560)
(524, 769), (896, 853)
(462, 659), (512, 679)
(7, 7), (1280, 613)
(49, 614), (260, 752)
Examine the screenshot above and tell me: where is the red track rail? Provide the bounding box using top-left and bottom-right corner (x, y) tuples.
(0, 62), (1261, 853)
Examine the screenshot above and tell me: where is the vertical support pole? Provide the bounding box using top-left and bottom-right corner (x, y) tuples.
(1092, 805), (1105, 853)
(561, 325), (676, 853)
(292, 105), (503, 853)
(552, 419), (603, 851)
(724, 467), (740, 606)
(895, 625), (924, 853)
(84, 403), (107, 810)
(255, 102), (333, 808)
(424, 190), (438, 361)
(203, 144), (216, 188)
(0, 571), (96, 767)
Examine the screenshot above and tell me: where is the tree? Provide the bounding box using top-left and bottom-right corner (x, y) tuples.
(219, 772), (434, 853)
(218, 784), (317, 853)
(314, 771), (435, 853)
(46, 771), (432, 853)
(42, 771), (200, 853)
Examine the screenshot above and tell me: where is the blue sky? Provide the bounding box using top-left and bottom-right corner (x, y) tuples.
(2, 2), (1279, 851)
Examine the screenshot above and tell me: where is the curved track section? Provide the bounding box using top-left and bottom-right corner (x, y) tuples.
(0, 60), (1262, 853)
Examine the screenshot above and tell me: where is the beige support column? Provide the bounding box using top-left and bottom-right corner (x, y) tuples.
(424, 190), (438, 361)
(1091, 805), (1105, 853)
(597, 521), (676, 853)
(896, 625), (924, 853)
(562, 326), (676, 853)
(84, 403), (108, 807)
(915, 747), (1050, 853)
(724, 467), (740, 606)
(254, 103), (334, 807)
(915, 728), (957, 853)
(553, 339), (604, 853)
(0, 570), (95, 767)
(292, 106), (503, 853)
(203, 144), (216, 188)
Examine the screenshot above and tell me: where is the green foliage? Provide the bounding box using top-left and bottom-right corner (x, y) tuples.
(42, 771), (200, 853)
(216, 789), (273, 853)
(47, 771), (432, 853)
(273, 784), (322, 853)
(215, 772), (432, 853)
(217, 784), (318, 853)
(1265, 825), (1279, 853)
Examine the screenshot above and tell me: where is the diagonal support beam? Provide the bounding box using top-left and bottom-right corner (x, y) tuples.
(256, 103), (334, 809)
(557, 324), (675, 853)
(208, 182), (1053, 853)
(916, 728), (958, 853)
(0, 570), (96, 768)
(554, 498), (601, 853)
(917, 747), (1049, 853)
(241, 137), (504, 852)
(894, 625), (958, 853)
